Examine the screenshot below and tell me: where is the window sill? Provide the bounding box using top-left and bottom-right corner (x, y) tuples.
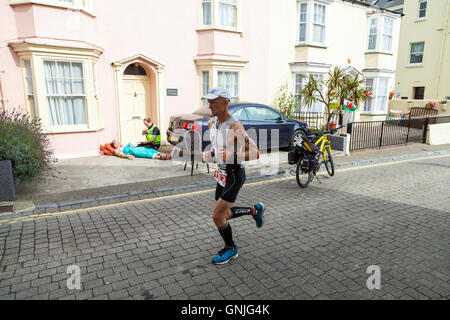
(295, 43), (327, 49)
(415, 18), (426, 22)
(365, 51), (393, 56)
(196, 27), (242, 35)
(360, 113), (387, 116)
(406, 64), (423, 68)
(45, 126), (104, 134)
(10, 0), (95, 17)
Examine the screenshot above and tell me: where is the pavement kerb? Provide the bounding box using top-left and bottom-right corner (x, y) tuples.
(11, 148), (450, 215)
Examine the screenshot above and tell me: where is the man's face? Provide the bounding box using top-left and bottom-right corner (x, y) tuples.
(208, 97), (229, 116)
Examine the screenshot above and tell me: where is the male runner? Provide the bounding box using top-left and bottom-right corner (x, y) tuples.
(202, 87), (265, 265)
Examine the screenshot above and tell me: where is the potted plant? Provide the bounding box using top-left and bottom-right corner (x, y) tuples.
(389, 90), (396, 100)
(440, 100), (447, 111)
(0, 160), (15, 212)
(425, 101), (437, 109)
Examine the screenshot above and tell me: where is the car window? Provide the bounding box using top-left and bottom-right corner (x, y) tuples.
(232, 108), (249, 121)
(246, 106), (280, 121)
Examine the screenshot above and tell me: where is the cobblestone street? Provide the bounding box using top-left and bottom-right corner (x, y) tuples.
(0, 155), (449, 300)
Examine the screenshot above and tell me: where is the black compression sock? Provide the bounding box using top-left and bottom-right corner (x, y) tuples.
(218, 223), (234, 248)
(230, 207), (255, 219)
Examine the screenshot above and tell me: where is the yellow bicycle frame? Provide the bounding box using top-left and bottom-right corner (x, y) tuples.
(313, 133), (332, 162)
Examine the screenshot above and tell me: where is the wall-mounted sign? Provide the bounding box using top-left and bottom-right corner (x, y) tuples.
(167, 89), (178, 96)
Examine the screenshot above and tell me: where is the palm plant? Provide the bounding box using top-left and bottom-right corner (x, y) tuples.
(340, 74), (368, 111)
(300, 66), (369, 129)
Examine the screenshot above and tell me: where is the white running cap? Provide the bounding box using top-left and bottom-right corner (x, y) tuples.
(203, 87), (231, 101)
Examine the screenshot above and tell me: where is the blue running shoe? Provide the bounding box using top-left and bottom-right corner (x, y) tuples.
(253, 202), (265, 228)
(212, 246), (238, 265)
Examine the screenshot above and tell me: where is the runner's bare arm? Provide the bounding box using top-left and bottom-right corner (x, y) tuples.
(230, 122), (260, 161)
(202, 118), (215, 163)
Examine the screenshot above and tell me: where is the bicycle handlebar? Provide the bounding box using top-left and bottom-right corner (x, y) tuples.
(308, 126), (344, 137)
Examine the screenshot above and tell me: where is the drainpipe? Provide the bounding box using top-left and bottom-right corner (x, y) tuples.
(434, 0), (450, 100)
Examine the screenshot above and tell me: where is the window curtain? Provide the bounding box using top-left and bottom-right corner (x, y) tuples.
(295, 74), (304, 107)
(24, 60), (36, 118)
(219, 0), (236, 27)
(202, 0), (211, 25)
(299, 3), (307, 42)
(44, 61), (86, 126)
(368, 18), (378, 51)
(382, 18), (393, 52)
(376, 79), (388, 113)
(312, 4), (325, 44)
(201, 71), (210, 106)
(218, 71), (238, 103)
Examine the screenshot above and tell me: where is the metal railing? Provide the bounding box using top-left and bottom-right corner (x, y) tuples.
(346, 115), (450, 151)
(289, 111), (326, 129)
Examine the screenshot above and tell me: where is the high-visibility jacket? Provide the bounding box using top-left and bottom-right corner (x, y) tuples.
(146, 124), (161, 145)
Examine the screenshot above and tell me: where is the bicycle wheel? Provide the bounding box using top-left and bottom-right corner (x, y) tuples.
(296, 157), (313, 188)
(323, 147), (335, 177)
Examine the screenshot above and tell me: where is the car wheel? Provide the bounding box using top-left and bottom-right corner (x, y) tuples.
(290, 130), (306, 149)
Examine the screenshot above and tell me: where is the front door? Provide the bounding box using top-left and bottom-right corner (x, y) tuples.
(121, 76), (150, 144)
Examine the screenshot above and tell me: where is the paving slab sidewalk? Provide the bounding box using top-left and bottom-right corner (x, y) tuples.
(9, 143), (450, 214)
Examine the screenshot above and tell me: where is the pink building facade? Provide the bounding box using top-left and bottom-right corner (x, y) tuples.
(0, 0), (270, 159)
(1, 0), (401, 159)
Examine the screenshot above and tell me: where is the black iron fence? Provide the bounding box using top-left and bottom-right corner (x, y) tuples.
(347, 115), (450, 151)
(289, 111), (326, 129)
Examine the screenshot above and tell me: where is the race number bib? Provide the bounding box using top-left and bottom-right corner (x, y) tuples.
(214, 168), (227, 187)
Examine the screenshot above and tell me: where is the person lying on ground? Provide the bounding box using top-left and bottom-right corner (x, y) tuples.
(99, 140), (135, 160)
(122, 143), (171, 160)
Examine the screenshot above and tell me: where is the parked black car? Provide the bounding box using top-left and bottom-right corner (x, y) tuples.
(167, 102), (310, 151)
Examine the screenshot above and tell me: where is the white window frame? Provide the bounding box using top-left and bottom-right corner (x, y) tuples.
(418, 0), (427, 20)
(363, 78), (374, 113)
(22, 59), (37, 119)
(381, 17), (394, 53)
(199, 0), (241, 32)
(43, 59), (88, 127)
(201, 0), (212, 26)
(367, 17), (379, 51)
(367, 15), (395, 54)
(298, 2), (308, 43)
(9, 0), (94, 16)
(361, 77), (390, 115)
(297, 0), (329, 47)
(200, 70), (211, 106)
(294, 74), (305, 106)
(312, 3), (326, 46)
(293, 72), (325, 113)
(15, 48), (101, 134)
(217, 70), (240, 103)
(409, 42), (425, 66)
